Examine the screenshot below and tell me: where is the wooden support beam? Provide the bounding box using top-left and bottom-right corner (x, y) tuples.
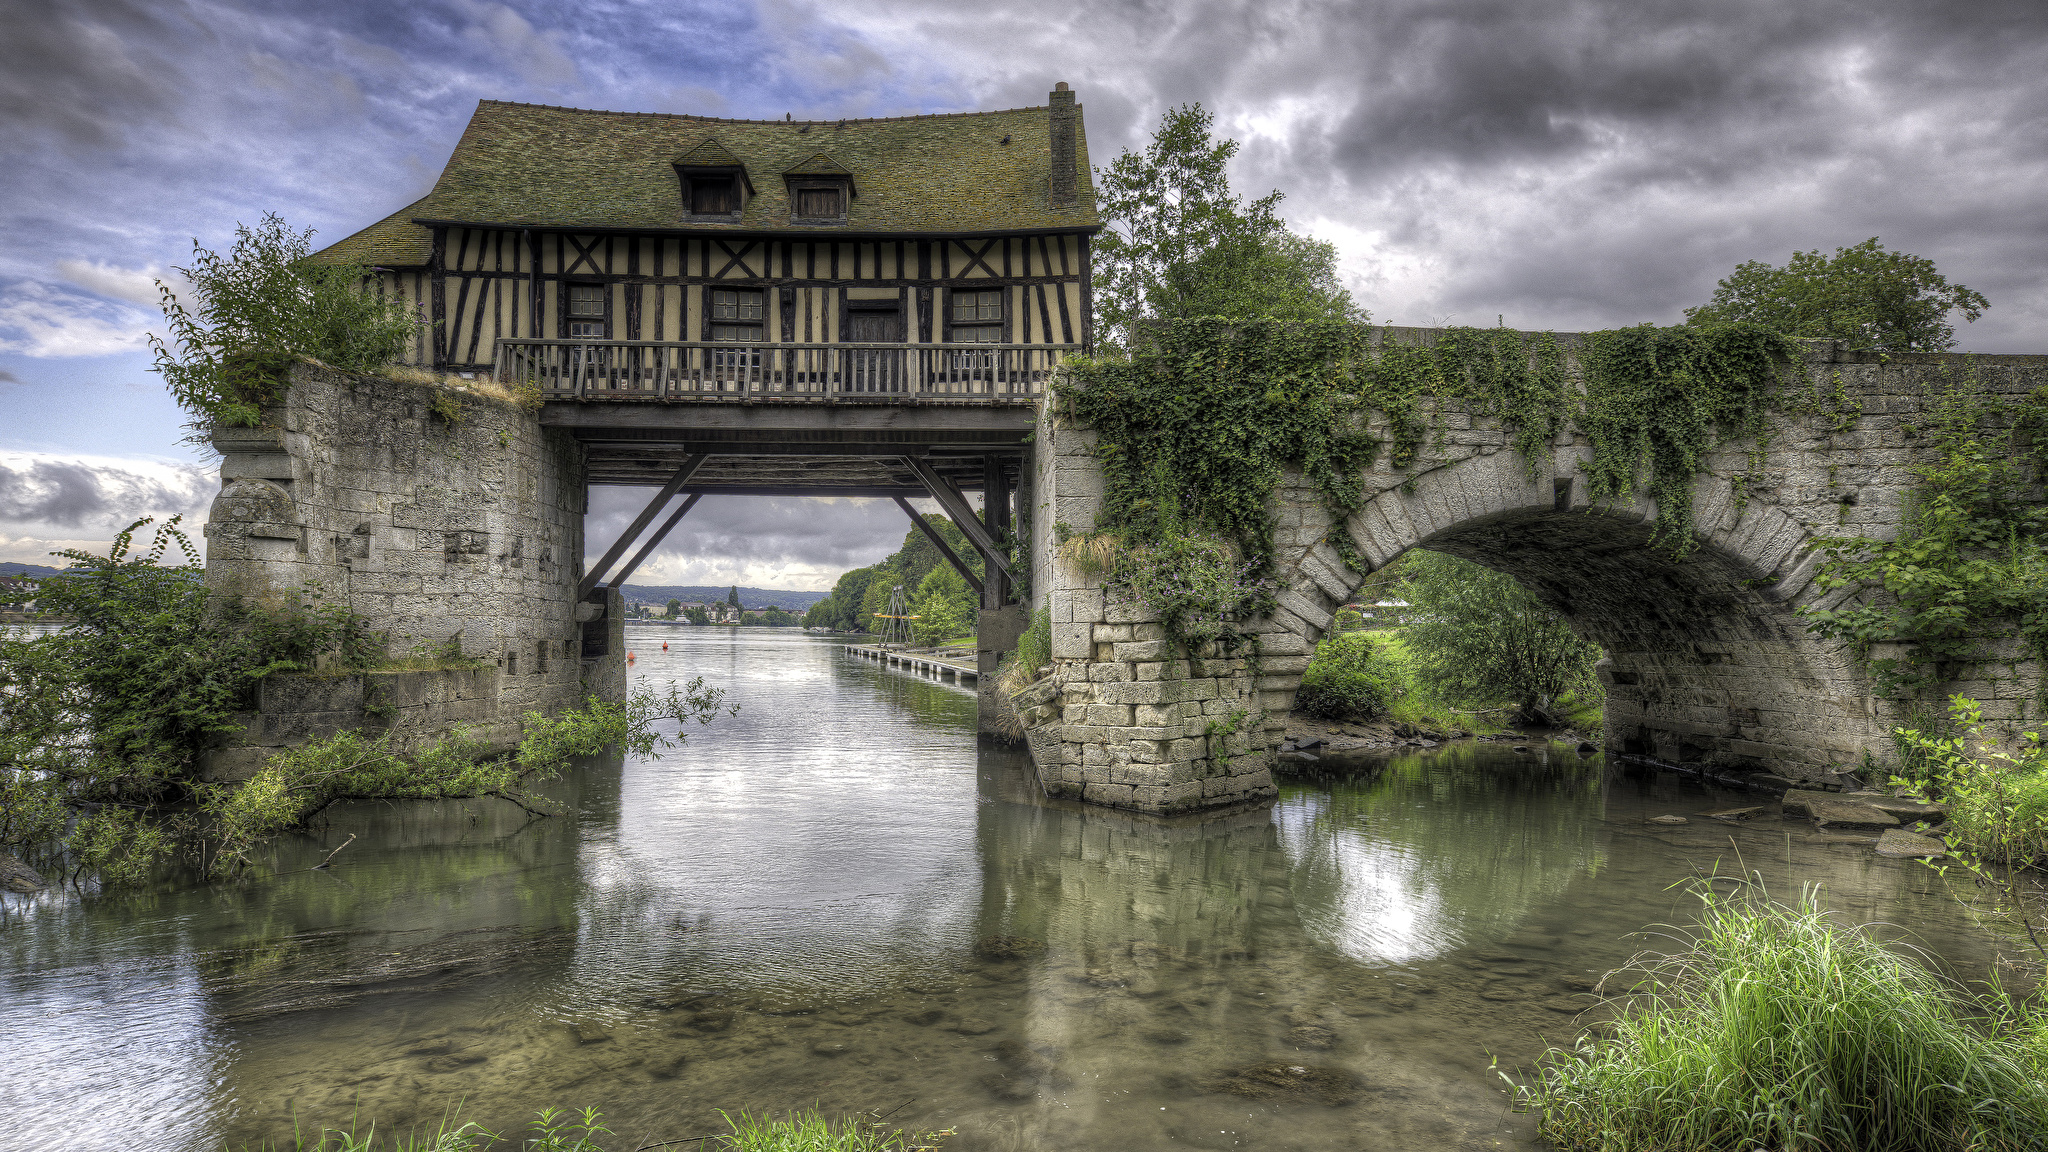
(983, 453), (1011, 608)
(610, 493), (701, 589)
(891, 496), (982, 599)
(903, 456), (1011, 578)
(578, 454), (708, 597)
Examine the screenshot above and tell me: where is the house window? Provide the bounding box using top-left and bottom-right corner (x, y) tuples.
(710, 289), (765, 342)
(950, 289), (1003, 343)
(792, 186), (844, 221)
(691, 177), (738, 216)
(567, 283), (605, 338)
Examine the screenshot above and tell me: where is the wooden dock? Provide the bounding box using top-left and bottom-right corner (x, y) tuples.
(844, 644), (978, 684)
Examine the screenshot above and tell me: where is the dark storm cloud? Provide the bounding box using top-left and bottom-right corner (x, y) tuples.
(840, 0), (2048, 347)
(0, 0), (189, 151)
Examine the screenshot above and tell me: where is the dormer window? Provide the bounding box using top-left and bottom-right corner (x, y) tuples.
(691, 177), (738, 216)
(792, 185), (844, 221)
(782, 153), (856, 225)
(672, 138), (753, 221)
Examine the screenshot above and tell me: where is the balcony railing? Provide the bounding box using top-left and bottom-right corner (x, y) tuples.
(494, 340), (1081, 401)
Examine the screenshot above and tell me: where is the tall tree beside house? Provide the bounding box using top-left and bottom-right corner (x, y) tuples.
(666, 598), (681, 618)
(1093, 104), (1363, 350)
(1685, 238), (1988, 355)
(727, 586), (740, 609)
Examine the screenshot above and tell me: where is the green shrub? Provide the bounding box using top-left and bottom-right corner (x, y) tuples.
(1894, 696), (2048, 866)
(1295, 631), (1395, 721)
(152, 213), (424, 428)
(1515, 883), (2048, 1152)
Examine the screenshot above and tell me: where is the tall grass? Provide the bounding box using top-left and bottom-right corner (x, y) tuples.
(719, 1109), (951, 1151)
(1514, 883), (2048, 1151)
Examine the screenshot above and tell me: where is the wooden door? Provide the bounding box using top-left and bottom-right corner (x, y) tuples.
(846, 307), (902, 392)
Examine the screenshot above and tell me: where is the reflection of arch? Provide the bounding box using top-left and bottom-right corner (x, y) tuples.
(1262, 446), (1881, 777)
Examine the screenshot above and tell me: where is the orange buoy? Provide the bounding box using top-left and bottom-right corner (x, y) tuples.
(627, 651), (636, 662)
(662, 642), (669, 651)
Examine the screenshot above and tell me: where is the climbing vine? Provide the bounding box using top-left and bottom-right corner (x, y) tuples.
(1055, 318), (1801, 659)
(1056, 319), (1376, 657)
(1800, 362), (2048, 697)
(1576, 323), (1803, 552)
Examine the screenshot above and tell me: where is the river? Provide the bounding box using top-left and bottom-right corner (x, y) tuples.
(0, 624), (2007, 1151)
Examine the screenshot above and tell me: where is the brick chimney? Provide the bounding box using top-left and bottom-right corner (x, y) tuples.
(1048, 81), (1077, 208)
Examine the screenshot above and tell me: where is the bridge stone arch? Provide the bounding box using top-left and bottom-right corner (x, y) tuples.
(1016, 340), (2048, 816)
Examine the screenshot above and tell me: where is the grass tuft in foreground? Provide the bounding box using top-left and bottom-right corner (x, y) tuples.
(1512, 882), (2048, 1152)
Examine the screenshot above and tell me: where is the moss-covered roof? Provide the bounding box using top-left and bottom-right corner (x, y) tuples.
(317, 99), (1097, 268)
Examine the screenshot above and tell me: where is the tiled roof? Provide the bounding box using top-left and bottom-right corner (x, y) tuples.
(316, 99), (1098, 267)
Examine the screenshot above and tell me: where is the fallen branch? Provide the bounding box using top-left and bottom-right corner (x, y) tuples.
(314, 833), (356, 870)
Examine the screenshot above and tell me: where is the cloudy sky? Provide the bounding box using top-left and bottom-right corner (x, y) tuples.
(5, 0), (2045, 585)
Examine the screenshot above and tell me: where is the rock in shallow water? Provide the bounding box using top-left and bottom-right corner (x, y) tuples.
(1194, 1062), (1363, 1106)
(0, 853), (45, 893)
(1648, 815), (1688, 825)
(1875, 829), (1947, 858)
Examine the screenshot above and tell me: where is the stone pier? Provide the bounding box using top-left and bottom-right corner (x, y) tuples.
(200, 363), (618, 778)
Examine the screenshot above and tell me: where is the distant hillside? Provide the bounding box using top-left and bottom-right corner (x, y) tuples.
(619, 584), (829, 611)
(0, 563), (66, 579)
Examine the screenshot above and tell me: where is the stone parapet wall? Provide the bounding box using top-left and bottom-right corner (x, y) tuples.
(201, 363), (617, 774)
(1018, 336), (2048, 814)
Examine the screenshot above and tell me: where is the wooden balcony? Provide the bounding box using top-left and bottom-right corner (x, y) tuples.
(495, 339), (1082, 403)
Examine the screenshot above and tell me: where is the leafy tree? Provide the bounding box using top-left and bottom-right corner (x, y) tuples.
(1296, 632), (1395, 721)
(1094, 104), (1363, 349)
(666, 598), (681, 618)
(1398, 551), (1603, 726)
(911, 564), (972, 645)
(152, 213), (425, 429)
(685, 605), (709, 625)
(1684, 238), (1988, 355)
(727, 585), (740, 609)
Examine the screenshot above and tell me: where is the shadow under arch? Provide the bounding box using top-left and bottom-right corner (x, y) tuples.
(1266, 445), (1885, 778)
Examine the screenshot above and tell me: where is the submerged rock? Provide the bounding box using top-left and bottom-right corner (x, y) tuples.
(1875, 829), (1947, 858)
(1648, 815), (1688, 825)
(1702, 806), (1764, 820)
(1287, 1025), (1339, 1050)
(1194, 1062), (1363, 1106)
(973, 935), (1046, 961)
(0, 853), (46, 893)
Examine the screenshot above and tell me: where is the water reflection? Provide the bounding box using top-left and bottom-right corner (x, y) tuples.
(0, 626), (2009, 1152)
(1277, 748), (1606, 964)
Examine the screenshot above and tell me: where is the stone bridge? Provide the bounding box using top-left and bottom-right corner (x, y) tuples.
(1015, 335), (2048, 815)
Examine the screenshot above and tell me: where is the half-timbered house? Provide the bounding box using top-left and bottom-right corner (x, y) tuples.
(317, 84), (1097, 401)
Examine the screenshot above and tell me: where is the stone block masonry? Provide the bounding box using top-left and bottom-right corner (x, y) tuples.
(1015, 335), (2048, 815)
(201, 363), (619, 776)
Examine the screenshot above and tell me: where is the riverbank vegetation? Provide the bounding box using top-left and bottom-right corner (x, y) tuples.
(1515, 883), (2048, 1152)
(802, 514), (981, 634)
(1292, 552), (1604, 734)
(0, 519), (729, 886)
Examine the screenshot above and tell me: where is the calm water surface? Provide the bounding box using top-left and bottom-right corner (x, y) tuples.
(0, 626), (2009, 1151)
